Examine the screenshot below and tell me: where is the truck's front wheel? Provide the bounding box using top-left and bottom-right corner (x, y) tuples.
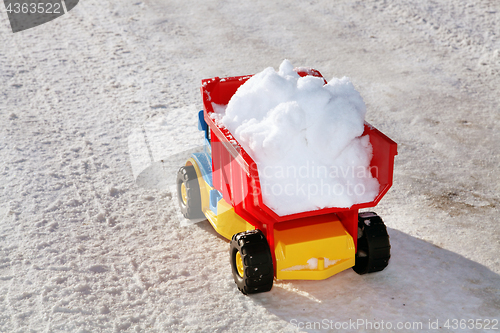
(176, 165), (204, 219)
(230, 230), (274, 294)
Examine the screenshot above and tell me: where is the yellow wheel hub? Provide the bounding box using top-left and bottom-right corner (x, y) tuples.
(181, 182), (188, 205)
(236, 251), (244, 277)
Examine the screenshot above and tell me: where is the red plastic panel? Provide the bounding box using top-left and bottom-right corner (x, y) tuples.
(295, 67), (328, 84)
(336, 209), (360, 251)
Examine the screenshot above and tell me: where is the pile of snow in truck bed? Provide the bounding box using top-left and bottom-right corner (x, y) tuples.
(219, 60), (379, 215)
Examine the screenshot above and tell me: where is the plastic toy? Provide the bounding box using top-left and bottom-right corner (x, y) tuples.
(177, 68), (397, 294)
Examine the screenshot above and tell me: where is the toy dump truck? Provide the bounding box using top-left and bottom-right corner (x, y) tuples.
(177, 68), (397, 294)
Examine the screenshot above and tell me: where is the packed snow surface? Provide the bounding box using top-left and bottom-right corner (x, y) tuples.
(1, 0), (499, 332)
(221, 60), (379, 215)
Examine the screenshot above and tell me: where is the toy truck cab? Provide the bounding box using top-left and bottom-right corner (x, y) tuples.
(177, 68), (397, 294)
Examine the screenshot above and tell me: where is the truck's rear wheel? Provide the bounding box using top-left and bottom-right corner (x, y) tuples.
(230, 230), (274, 294)
(176, 165), (204, 219)
(353, 212), (391, 275)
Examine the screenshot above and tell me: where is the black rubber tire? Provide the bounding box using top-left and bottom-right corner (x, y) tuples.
(353, 212), (391, 275)
(176, 165), (204, 219)
(230, 230), (274, 295)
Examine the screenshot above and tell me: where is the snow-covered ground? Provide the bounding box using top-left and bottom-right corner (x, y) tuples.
(0, 0), (499, 332)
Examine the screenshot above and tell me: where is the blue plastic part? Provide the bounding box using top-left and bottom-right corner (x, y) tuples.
(196, 110), (220, 212)
(198, 110), (207, 132)
(209, 189), (223, 214)
(204, 138), (211, 157)
(191, 152), (213, 187)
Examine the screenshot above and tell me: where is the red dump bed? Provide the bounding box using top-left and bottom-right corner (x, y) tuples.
(200, 72), (397, 230)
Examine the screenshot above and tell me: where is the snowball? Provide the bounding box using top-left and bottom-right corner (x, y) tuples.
(280, 257), (339, 271)
(307, 258), (318, 270)
(220, 60), (379, 215)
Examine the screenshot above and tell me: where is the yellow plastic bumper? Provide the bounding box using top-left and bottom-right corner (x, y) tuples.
(275, 215), (355, 280)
